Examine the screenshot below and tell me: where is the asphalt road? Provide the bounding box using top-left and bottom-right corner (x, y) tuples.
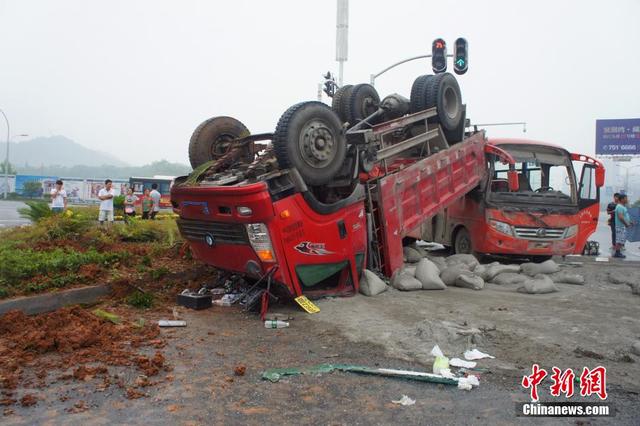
(0, 200), (30, 228)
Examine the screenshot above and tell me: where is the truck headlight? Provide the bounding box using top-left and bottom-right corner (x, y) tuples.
(489, 220), (513, 236)
(565, 225), (578, 238)
(246, 223), (276, 262)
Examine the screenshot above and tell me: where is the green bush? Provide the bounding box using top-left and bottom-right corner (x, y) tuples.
(126, 290), (155, 309)
(149, 266), (169, 281)
(18, 201), (53, 222)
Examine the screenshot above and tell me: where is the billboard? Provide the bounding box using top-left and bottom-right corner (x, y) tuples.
(15, 175), (57, 197)
(595, 118), (640, 155)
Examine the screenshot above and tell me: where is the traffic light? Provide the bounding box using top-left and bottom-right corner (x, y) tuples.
(432, 38), (447, 73)
(454, 37), (468, 75)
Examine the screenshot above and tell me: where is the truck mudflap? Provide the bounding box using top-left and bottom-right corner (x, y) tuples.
(374, 133), (488, 276)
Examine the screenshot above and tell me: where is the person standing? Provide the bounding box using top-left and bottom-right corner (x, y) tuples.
(123, 187), (138, 222)
(149, 183), (161, 220)
(606, 193), (620, 249)
(141, 188), (153, 219)
(613, 194), (632, 258)
(50, 179), (67, 213)
(98, 179), (115, 226)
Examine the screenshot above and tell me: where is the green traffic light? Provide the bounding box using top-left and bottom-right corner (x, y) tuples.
(456, 58), (465, 67)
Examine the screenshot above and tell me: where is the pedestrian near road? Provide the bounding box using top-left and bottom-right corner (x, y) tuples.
(606, 193), (620, 249)
(613, 194), (633, 259)
(98, 179), (115, 226)
(141, 188), (152, 220)
(124, 187), (138, 222)
(149, 183), (161, 220)
(50, 180), (67, 213)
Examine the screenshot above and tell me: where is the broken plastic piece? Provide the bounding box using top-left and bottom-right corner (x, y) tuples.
(158, 320), (187, 327)
(430, 345), (450, 376)
(92, 309), (121, 324)
(464, 349), (495, 360)
(450, 358), (477, 368)
(457, 374), (480, 391)
(392, 395), (416, 406)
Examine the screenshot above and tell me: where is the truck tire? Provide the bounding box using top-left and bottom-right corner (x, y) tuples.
(453, 227), (473, 255)
(331, 84), (353, 124)
(188, 116), (251, 169)
(345, 83), (380, 125)
(409, 74), (433, 113)
(273, 101), (346, 186)
(424, 73), (463, 131)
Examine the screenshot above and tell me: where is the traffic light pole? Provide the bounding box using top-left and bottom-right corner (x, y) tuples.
(369, 54), (453, 86)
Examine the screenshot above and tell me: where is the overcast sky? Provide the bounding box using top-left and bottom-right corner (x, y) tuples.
(1, 0), (639, 166)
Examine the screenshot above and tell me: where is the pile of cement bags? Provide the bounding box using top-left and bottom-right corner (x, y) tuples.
(359, 246), (585, 297)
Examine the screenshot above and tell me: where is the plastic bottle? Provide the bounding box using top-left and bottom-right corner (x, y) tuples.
(264, 320), (289, 329)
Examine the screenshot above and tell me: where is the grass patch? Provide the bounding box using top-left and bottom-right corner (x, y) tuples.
(126, 291), (155, 309)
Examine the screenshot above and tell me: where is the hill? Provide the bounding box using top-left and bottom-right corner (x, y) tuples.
(1, 136), (127, 168)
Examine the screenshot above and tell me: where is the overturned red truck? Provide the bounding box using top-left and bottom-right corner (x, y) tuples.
(171, 73), (602, 303)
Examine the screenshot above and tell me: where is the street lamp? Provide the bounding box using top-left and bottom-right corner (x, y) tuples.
(622, 164), (640, 195)
(1, 109), (9, 200)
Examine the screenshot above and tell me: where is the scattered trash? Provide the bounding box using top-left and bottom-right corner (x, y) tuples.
(158, 320), (187, 327)
(457, 374), (480, 391)
(464, 349), (495, 360)
(431, 345), (451, 377)
(261, 364), (465, 386)
(92, 309), (121, 324)
(264, 320), (289, 329)
(213, 293), (242, 306)
(294, 295), (320, 313)
(177, 290), (213, 310)
(234, 365), (246, 376)
(359, 269), (388, 296)
(450, 358), (477, 369)
(392, 395), (416, 406)
(595, 257), (609, 262)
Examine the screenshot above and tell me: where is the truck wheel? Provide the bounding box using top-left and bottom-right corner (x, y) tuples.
(424, 73), (463, 131)
(188, 116), (251, 169)
(331, 84), (353, 123)
(453, 227), (473, 255)
(273, 101), (346, 186)
(345, 84), (380, 125)
(409, 74), (433, 113)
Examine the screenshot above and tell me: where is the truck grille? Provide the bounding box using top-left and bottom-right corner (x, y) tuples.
(177, 219), (248, 245)
(513, 226), (565, 241)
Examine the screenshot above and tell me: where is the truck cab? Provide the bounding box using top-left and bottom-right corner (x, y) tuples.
(425, 138), (605, 259)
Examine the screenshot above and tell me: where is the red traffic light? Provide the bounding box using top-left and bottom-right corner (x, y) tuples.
(432, 38), (447, 73)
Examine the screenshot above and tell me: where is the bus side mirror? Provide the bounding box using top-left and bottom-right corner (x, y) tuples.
(595, 167), (605, 187)
(508, 170), (519, 191)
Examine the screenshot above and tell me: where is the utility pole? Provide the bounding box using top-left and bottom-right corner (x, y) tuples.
(336, 0), (348, 86)
(1, 109), (10, 199)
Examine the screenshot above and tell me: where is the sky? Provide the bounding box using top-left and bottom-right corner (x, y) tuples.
(1, 0), (639, 166)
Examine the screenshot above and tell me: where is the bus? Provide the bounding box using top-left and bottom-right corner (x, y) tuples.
(129, 176), (175, 208)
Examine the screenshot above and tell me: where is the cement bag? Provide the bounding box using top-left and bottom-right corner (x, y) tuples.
(402, 265), (417, 277)
(440, 265), (471, 286)
(359, 269), (388, 296)
(426, 256), (448, 273)
(392, 272), (423, 291)
(482, 264), (521, 281)
(548, 271), (585, 285)
(608, 272), (635, 286)
(446, 254), (479, 270)
(491, 272), (529, 285)
(629, 283), (640, 296)
(520, 260), (560, 276)
(415, 258), (447, 290)
(517, 274), (558, 294)
(453, 274), (485, 290)
(403, 246), (423, 263)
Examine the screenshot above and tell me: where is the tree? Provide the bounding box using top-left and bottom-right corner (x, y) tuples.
(22, 181), (43, 198)
(0, 162), (16, 175)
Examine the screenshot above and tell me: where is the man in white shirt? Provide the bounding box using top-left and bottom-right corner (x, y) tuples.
(149, 183), (161, 220)
(98, 179), (115, 226)
(50, 179), (67, 213)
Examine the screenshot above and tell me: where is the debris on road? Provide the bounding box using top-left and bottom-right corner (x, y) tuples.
(176, 290), (213, 310)
(264, 320), (289, 329)
(450, 358), (477, 369)
(158, 320), (187, 327)
(463, 349), (495, 360)
(92, 309), (121, 324)
(392, 395), (416, 406)
(457, 374), (480, 391)
(430, 345), (451, 376)
(294, 295), (321, 313)
(234, 365), (247, 376)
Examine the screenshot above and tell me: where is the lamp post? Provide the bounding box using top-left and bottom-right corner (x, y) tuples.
(1, 109), (9, 200)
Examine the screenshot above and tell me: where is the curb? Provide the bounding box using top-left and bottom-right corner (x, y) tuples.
(0, 285), (112, 316)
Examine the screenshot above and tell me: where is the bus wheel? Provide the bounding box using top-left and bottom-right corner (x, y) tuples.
(188, 116), (251, 169)
(453, 227), (473, 255)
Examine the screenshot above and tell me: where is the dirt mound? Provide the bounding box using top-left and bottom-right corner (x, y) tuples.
(0, 306), (166, 405)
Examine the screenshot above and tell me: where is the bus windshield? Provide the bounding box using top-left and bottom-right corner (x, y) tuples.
(488, 144), (576, 206)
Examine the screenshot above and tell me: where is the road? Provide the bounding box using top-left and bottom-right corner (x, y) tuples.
(0, 200), (30, 228)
